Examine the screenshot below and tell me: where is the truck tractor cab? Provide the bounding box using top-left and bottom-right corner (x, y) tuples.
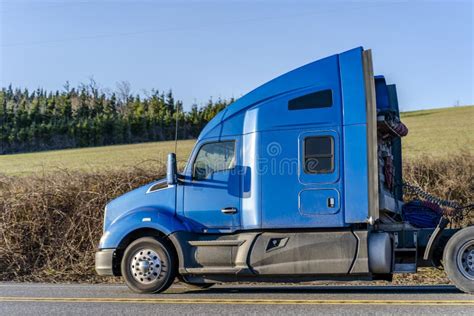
(95, 47), (474, 294)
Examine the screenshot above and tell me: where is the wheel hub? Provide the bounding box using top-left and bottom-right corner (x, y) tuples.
(457, 240), (474, 280)
(130, 248), (162, 284)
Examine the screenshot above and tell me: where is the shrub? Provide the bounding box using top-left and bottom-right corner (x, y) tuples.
(0, 167), (162, 282)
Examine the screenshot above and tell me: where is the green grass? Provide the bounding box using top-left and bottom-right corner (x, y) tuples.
(401, 105), (473, 159)
(1, 140), (196, 176)
(1, 106), (472, 175)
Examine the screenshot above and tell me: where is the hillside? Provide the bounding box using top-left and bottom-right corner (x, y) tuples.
(401, 105), (473, 159)
(0, 140), (196, 176)
(1, 106), (472, 175)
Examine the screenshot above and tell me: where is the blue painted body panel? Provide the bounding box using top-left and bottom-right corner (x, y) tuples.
(339, 47), (367, 126)
(99, 206), (189, 249)
(199, 53), (342, 139)
(338, 47), (371, 223)
(100, 181), (191, 249)
(99, 47), (403, 250)
(343, 124), (370, 223)
(375, 76), (390, 111)
(299, 189), (340, 215)
(259, 127), (345, 228)
(240, 131), (261, 229)
(103, 180), (174, 232)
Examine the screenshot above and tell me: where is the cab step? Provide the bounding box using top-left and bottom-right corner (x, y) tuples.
(393, 231), (418, 273)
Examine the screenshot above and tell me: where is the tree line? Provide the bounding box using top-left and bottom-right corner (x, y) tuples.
(0, 82), (233, 154)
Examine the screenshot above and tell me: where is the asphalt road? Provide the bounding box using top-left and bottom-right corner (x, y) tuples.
(0, 282), (473, 315)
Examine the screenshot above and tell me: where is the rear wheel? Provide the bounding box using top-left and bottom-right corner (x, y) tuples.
(121, 237), (177, 294)
(443, 226), (474, 294)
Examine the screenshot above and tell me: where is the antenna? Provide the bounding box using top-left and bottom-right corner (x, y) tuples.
(174, 102), (179, 154)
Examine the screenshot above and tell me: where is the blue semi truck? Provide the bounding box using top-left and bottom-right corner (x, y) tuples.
(95, 47), (474, 294)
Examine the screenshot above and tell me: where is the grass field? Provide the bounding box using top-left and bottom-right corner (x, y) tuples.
(400, 105), (473, 159)
(0, 139), (196, 176)
(1, 106), (472, 175)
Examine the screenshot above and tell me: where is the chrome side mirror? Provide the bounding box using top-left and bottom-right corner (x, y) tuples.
(166, 153), (177, 185)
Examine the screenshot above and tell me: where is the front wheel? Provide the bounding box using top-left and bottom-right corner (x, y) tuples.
(121, 237), (177, 294)
(443, 226), (474, 294)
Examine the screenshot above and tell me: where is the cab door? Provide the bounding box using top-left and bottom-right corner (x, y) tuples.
(182, 139), (241, 232)
(297, 129), (342, 220)
(260, 127), (343, 228)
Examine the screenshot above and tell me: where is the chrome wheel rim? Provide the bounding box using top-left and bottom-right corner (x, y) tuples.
(130, 248), (162, 284)
(457, 240), (474, 280)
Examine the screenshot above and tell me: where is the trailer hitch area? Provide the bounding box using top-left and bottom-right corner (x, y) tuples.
(423, 217), (450, 264)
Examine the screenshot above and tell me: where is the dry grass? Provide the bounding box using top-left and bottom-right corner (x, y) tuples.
(403, 152), (473, 226)
(0, 167), (163, 282)
(0, 154), (472, 283)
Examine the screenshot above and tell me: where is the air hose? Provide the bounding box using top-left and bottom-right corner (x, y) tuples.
(402, 181), (473, 228)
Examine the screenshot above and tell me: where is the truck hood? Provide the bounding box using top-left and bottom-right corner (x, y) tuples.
(103, 179), (175, 232)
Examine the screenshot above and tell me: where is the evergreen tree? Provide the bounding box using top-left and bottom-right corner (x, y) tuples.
(0, 83), (232, 154)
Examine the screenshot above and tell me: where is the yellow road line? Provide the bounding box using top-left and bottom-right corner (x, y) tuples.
(0, 297), (473, 306)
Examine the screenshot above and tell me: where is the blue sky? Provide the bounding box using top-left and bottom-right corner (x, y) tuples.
(0, 0), (472, 111)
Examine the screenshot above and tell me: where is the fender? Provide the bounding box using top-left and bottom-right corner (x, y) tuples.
(99, 207), (191, 249)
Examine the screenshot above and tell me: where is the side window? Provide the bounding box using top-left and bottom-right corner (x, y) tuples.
(304, 136), (334, 174)
(193, 141), (236, 180)
(288, 89), (333, 110)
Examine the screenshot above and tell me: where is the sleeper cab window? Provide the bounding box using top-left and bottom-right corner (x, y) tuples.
(288, 89), (333, 110)
(304, 136), (334, 174)
(193, 141), (236, 180)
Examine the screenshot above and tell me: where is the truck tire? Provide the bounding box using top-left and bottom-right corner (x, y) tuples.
(443, 226), (474, 294)
(121, 237), (177, 294)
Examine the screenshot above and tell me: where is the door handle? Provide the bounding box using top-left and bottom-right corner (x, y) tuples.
(327, 197), (335, 208)
(221, 207), (238, 215)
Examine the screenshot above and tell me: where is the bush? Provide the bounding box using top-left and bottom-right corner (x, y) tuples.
(403, 152), (473, 227)
(0, 167), (163, 282)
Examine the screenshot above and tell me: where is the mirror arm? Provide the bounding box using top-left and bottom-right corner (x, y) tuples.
(176, 173), (185, 184)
